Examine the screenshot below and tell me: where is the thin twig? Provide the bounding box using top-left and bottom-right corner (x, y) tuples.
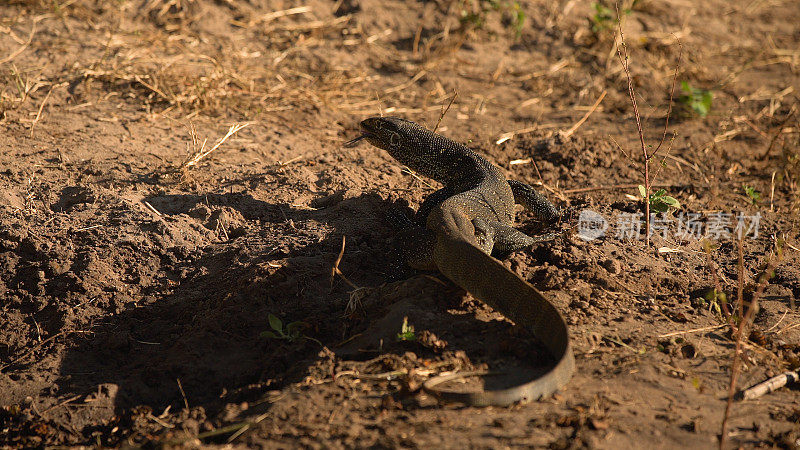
(30, 85), (55, 139)
(562, 183), (687, 194)
(40, 395), (82, 415)
(331, 236), (359, 290)
(651, 41), (682, 157)
(719, 239), (784, 449)
(720, 237), (746, 450)
(657, 324), (726, 338)
(181, 122), (251, 169)
(560, 90), (607, 138)
(247, 6), (312, 27)
(176, 378), (189, 410)
(433, 92), (457, 133)
(759, 105), (796, 159)
(766, 309), (789, 332)
(614, 5), (682, 245)
(0, 330), (92, 371)
(0, 20), (37, 66)
(615, 3), (651, 243)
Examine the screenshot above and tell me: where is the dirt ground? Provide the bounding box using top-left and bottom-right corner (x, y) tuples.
(1, 0), (800, 448)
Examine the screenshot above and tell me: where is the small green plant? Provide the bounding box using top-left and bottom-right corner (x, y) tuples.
(504, 1), (526, 37)
(589, 1), (635, 34)
(261, 313), (320, 345)
(703, 288), (726, 316)
(638, 185), (680, 213)
(679, 81), (713, 117)
(396, 316), (416, 342)
(459, 0), (525, 38)
(589, 3), (615, 33)
(743, 185), (761, 205)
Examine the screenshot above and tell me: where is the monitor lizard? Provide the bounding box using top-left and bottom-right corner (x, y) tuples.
(345, 116), (574, 406)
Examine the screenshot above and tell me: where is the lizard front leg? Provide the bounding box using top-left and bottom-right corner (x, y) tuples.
(508, 179), (561, 224)
(490, 224), (560, 258)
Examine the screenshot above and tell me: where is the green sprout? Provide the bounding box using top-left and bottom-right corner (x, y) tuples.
(703, 288), (726, 317)
(679, 81), (713, 117)
(589, 1), (635, 34)
(261, 313), (320, 345)
(460, 0), (525, 38)
(589, 3), (615, 33)
(396, 316), (416, 342)
(743, 185), (761, 205)
(639, 185), (680, 213)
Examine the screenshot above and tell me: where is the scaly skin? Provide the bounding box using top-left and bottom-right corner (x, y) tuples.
(347, 116), (574, 406)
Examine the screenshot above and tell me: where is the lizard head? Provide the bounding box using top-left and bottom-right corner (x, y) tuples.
(344, 116), (453, 183)
(345, 116), (422, 152)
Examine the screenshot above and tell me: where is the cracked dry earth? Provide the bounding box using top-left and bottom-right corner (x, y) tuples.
(1, 0), (800, 448)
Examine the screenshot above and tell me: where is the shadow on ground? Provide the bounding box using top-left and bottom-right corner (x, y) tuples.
(50, 191), (553, 444)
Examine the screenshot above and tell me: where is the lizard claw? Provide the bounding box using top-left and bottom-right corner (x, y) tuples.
(557, 206), (579, 225)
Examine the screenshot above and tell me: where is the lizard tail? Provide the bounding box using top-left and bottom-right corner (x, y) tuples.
(426, 233), (575, 406)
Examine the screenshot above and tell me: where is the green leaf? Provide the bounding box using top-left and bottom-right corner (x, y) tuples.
(662, 196), (680, 207)
(652, 189), (666, 197)
(701, 91), (713, 111)
(397, 331), (416, 342)
(638, 185), (647, 198)
(268, 313), (283, 332)
(397, 317), (416, 341)
(743, 185), (760, 204)
(679, 81), (713, 117)
(261, 330), (280, 339)
(651, 201), (669, 213)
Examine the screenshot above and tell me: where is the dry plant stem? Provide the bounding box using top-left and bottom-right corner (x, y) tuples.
(657, 324), (726, 338)
(182, 122), (251, 169)
(560, 90), (607, 138)
(615, 5), (681, 245)
(719, 238), (745, 450)
(719, 238), (783, 449)
(616, 12), (649, 242)
(0, 330), (92, 371)
(30, 85), (55, 139)
(331, 236), (359, 290)
(759, 105), (796, 160)
(176, 378), (189, 409)
(0, 19), (37, 66)
(562, 182), (685, 194)
(433, 92), (458, 133)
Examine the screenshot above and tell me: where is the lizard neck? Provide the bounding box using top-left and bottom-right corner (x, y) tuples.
(384, 132), (493, 187)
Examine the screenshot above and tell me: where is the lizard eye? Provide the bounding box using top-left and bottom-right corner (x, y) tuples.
(389, 132), (400, 148)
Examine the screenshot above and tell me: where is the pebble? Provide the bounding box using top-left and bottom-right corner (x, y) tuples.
(602, 258), (621, 274)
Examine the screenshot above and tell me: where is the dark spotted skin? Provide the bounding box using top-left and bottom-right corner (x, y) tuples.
(349, 116), (574, 406)
(357, 116), (562, 267)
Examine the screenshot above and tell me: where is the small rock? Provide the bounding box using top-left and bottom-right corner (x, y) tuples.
(602, 258), (622, 274)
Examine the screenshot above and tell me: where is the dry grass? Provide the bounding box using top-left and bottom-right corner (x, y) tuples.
(0, 0), (562, 125)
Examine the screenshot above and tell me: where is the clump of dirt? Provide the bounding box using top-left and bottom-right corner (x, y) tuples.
(1, 0), (800, 447)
